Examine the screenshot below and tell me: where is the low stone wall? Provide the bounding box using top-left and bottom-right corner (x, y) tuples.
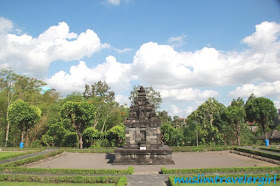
(113, 146), (175, 165)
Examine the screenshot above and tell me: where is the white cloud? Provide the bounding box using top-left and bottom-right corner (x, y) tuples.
(47, 21), (280, 113)
(274, 101), (280, 110)
(0, 17), (13, 33)
(108, 0), (120, 6)
(132, 21), (280, 89)
(48, 56), (131, 95)
(160, 88), (218, 102)
(168, 104), (194, 117)
(2, 18), (280, 117)
(169, 104), (182, 116)
(115, 94), (130, 106)
(243, 21), (280, 50)
(113, 47), (133, 53)
(0, 20), (108, 78)
(229, 81), (280, 98)
(168, 35), (186, 47)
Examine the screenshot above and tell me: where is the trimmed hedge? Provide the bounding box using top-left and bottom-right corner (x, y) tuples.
(169, 173), (280, 186)
(0, 166), (134, 175)
(171, 146), (235, 152)
(161, 166), (280, 174)
(0, 174), (124, 184)
(0, 151), (38, 161)
(117, 176), (127, 186)
(1, 147), (47, 151)
(234, 147), (280, 161)
(0, 150), (64, 168)
(260, 147), (280, 153)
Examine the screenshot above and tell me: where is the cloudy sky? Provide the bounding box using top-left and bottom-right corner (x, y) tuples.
(0, 0), (280, 117)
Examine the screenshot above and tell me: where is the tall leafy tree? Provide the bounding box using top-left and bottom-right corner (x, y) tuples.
(60, 101), (95, 149)
(157, 110), (172, 124)
(83, 81), (115, 102)
(129, 85), (162, 110)
(0, 68), (18, 146)
(0, 68), (46, 146)
(82, 81), (118, 130)
(245, 97), (277, 139)
(8, 100), (41, 144)
(187, 98), (226, 145)
(222, 104), (245, 146)
(161, 123), (183, 146)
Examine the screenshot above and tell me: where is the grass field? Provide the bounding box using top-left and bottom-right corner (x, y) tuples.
(188, 184), (276, 186)
(0, 182), (115, 186)
(0, 151), (30, 160)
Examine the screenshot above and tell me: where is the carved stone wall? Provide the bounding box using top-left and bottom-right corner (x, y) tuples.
(113, 86), (174, 165)
(123, 86), (162, 149)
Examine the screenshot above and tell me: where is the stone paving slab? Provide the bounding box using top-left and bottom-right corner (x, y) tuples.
(25, 151), (277, 173)
(127, 174), (168, 186)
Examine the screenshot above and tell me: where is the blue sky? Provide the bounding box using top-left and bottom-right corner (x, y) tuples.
(0, 0), (280, 117)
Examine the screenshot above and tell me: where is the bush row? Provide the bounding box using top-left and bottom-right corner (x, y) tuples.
(0, 166), (134, 175)
(259, 147), (280, 153)
(0, 151), (39, 161)
(234, 147), (280, 160)
(171, 146), (235, 152)
(168, 173), (280, 186)
(161, 166), (280, 174)
(0, 150), (64, 168)
(117, 176), (127, 186)
(0, 174), (126, 184)
(1, 147), (47, 151)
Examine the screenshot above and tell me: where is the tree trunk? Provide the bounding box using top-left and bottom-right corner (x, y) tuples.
(5, 115), (10, 147)
(21, 130), (25, 143)
(93, 118), (98, 129)
(77, 131), (83, 149)
(236, 122), (241, 146)
(101, 118), (107, 133)
(5, 90), (10, 147)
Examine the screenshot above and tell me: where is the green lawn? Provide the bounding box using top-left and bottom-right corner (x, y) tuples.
(0, 182), (115, 186)
(188, 184), (276, 186)
(0, 151), (31, 161)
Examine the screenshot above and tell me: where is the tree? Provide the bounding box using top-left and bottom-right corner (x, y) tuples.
(222, 105), (245, 146)
(60, 101), (95, 149)
(187, 98), (226, 145)
(106, 123), (125, 147)
(8, 100), (41, 144)
(129, 85), (162, 110)
(0, 68), (18, 146)
(157, 110), (172, 124)
(161, 123), (183, 146)
(0, 68), (47, 146)
(231, 97), (244, 107)
(245, 97), (277, 139)
(82, 81), (115, 102)
(83, 127), (100, 147)
(46, 122), (67, 147)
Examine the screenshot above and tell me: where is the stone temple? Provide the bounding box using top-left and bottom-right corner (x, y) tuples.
(113, 86), (174, 165)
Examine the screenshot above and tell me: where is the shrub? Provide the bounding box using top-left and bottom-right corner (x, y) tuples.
(29, 140), (43, 148)
(64, 131), (78, 147)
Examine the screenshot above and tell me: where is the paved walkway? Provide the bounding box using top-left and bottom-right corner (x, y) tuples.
(1, 147), (279, 186)
(127, 174), (169, 186)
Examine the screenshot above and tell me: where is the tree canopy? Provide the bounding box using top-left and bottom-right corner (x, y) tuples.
(245, 97), (277, 139)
